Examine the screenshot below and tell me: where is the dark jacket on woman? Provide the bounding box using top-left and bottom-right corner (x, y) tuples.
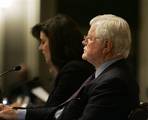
(25, 60), (94, 120)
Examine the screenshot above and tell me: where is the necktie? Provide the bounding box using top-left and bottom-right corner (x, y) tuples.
(54, 73), (95, 119)
(64, 73), (95, 103)
(55, 73), (95, 108)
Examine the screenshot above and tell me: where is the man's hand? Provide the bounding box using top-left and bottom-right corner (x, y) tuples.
(0, 104), (18, 120)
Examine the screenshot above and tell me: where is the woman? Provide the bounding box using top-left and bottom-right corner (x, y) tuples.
(0, 14), (94, 120)
(31, 14), (94, 106)
(26, 14), (94, 120)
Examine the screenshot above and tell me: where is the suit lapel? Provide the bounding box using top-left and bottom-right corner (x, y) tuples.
(56, 73), (95, 108)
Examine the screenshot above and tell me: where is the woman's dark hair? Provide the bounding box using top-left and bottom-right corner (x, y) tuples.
(32, 14), (83, 70)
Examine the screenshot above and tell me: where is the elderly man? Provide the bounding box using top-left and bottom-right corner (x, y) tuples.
(53, 14), (139, 120)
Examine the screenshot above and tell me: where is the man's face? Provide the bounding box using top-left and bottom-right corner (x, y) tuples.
(39, 32), (51, 65)
(82, 25), (104, 67)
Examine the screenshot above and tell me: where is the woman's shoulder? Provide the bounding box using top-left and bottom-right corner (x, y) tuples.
(62, 60), (95, 71)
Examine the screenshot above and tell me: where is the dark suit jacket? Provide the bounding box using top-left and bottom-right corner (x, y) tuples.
(55, 59), (139, 120)
(25, 60), (94, 120)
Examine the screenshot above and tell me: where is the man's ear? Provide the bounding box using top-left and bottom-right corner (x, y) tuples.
(103, 40), (112, 54)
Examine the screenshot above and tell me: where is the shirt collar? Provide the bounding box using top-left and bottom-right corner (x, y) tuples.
(95, 58), (122, 78)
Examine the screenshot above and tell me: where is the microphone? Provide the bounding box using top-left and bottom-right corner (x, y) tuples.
(12, 106), (46, 110)
(12, 66), (21, 71)
(0, 65), (21, 77)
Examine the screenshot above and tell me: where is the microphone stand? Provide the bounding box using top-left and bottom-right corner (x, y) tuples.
(0, 69), (13, 77)
(0, 66), (21, 77)
(0, 65), (21, 105)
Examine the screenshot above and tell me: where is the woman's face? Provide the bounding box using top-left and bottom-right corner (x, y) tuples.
(39, 31), (51, 65)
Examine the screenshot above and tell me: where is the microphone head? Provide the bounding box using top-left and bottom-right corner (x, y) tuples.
(12, 66), (21, 71)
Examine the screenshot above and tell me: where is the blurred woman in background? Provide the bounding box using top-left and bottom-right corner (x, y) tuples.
(0, 14), (94, 120)
(25, 14), (94, 120)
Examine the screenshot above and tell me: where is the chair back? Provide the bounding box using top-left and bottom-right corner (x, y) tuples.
(128, 102), (148, 120)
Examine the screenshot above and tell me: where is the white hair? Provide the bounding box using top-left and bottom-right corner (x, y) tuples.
(90, 14), (131, 58)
